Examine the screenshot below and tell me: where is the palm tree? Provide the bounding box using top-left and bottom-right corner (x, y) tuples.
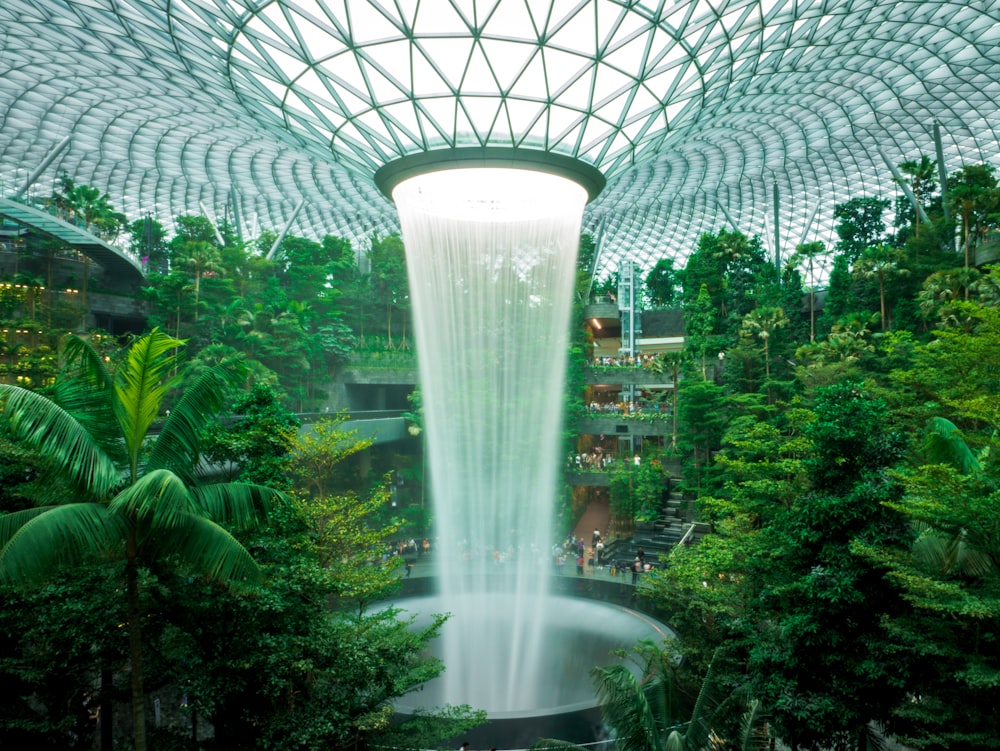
(740, 306), (788, 379)
(947, 163), (998, 274)
(179, 239), (221, 320)
(852, 244), (909, 331)
(896, 155), (937, 240)
(918, 267), (981, 330)
(588, 641), (770, 751)
(789, 241), (826, 342)
(911, 417), (993, 578)
(651, 351), (686, 449)
(0, 330), (281, 751)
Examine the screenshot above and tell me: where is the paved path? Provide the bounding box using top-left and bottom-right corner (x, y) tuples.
(573, 496), (611, 548)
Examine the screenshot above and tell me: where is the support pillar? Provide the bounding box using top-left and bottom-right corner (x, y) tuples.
(14, 135), (71, 198)
(933, 121), (949, 221)
(229, 186), (244, 244)
(715, 200), (740, 232)
(773, 179), (780, 271)
(199, 201), (226, 246)
(266, 199), (306, 260)
(879, 148), (930, 225)
(800, 202), (822, 245)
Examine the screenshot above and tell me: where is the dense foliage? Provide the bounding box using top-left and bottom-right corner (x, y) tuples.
(605, 155), (1000, 751)
(5, 150), (1000, 750)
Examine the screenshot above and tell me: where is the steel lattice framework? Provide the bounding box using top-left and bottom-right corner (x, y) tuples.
(1, 0), (999, 277)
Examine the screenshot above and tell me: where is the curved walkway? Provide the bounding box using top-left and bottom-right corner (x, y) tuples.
(0, 197), (144, 284)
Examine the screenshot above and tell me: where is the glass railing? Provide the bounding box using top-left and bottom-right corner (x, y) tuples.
(5, 195), (142, 268)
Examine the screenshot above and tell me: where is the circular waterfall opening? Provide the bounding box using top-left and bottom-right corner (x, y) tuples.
(392, 592), (676, 718)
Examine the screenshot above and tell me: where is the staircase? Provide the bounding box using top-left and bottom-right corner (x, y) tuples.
(603, 487), (709, 567)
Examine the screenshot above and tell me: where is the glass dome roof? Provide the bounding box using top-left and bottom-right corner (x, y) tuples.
(1, 0), (998, 277)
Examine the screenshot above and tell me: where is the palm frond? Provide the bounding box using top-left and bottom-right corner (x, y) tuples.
(46, 375), (122, 459)
(858, 723), (888, 751)
(914, 527), (995, 578)
(924, 417), (981, 476)
(146, 359), (246, 480)
(951, 533), (995, 578)
(0, 506), (57, 548)
(0, 504), (126, 587)
(593, 662), (663, 751)
(107, 468), (198, 530)
(664, 730), (687, 751)
(738, 699), (771, 751)
(189, 482), (276, 530)
(684, 650), (726, 751)
(912, 527), (949, 572)
(113, 330), (183, 470)
(144, 513), (263, 590)
(61, 333), (113, 392)
(0, 384), (119, 498)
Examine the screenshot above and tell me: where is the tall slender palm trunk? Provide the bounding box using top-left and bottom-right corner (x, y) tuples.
(126, 545), (147, 751)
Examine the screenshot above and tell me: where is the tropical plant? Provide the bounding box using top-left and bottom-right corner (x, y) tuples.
(947, 163), (998, 271)
(740, 306), (788, 379)
(590, 642), (769, 751)
(645, 257), (680, 308)
(651, 350), (686, 448)
(895, 155), (937, 240)
(789, 241), (826, 343)
(0, 330), (281, 751)
(853, 244), (909, 331)
(833, 196), (891, 263)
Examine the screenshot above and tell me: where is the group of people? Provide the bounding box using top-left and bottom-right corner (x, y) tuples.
(591, 353), (661, 368)
(552, 530), (609, 574)
(569, 449), (616, 470)
(388, 538), (431, 558)
(586, 400), (671, 416)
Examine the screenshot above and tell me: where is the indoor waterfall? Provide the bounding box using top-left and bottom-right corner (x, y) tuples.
(393, 167), (586, 712)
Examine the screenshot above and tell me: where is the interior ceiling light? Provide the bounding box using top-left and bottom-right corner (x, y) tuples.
(1, 1), (998, 278)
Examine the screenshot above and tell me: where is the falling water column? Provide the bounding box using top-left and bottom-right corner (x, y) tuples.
(391, 167), (588, 712)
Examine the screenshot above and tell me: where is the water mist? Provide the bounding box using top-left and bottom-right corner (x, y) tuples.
(392, 167), (586, 712)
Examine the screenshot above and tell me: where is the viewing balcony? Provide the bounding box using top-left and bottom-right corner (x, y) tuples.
(578, 412), (671, 437)
(0, 197), (144, 288)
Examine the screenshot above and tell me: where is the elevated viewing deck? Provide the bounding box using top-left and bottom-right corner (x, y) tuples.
(578, 413), (671, 437)
(0, 197), (145, 287)
(585, 365), (674, 386)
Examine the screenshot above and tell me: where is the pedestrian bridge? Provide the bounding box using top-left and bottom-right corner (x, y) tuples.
(0, 197), (145, 286)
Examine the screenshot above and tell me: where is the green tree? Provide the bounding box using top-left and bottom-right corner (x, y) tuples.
(789, 241), (826, 342)
(740, 306), (788, 380)
(0, 330), (280, 751)
(368, 233), (409, 347)
(676, 378), (727, 497)
(833, 196), (890, 264)
(153, 409), (476, 751)
(645, 258), (680, 308)
(895, 155), (937, 241)
(128, 215), (169, 271)
(684, 284), (715, 379)
(817, 253), (854, 335)
(651, 351), (686, 448)
(947, 163), (998, 272)
(178, 238), (221, 319)
(746, 382), (911, 750)
(202, 382), (300, 487)
(853, 244), (909, 331)
(859, 414), (1000, 749)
